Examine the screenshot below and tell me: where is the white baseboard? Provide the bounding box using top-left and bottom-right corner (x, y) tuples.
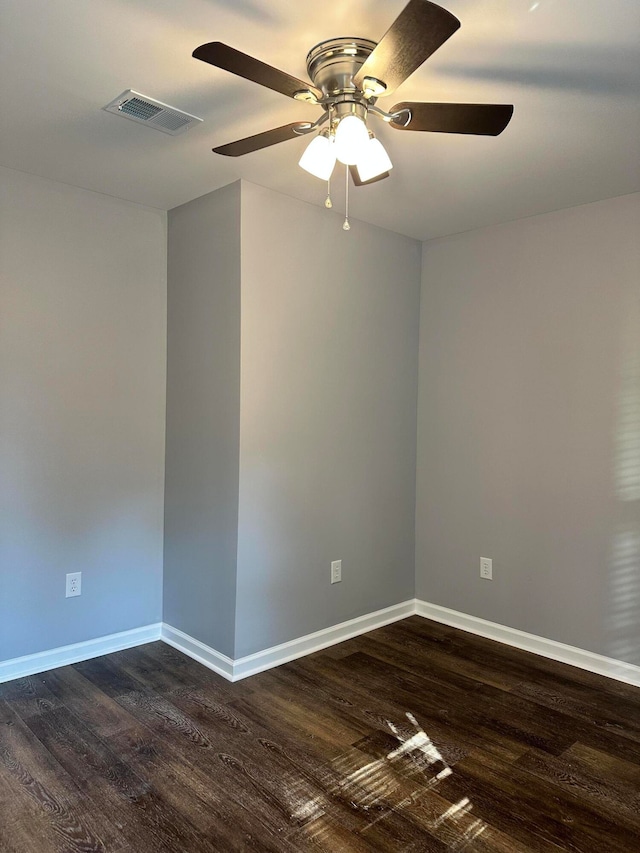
(161, 623), (235, 681)
(0, 623), (162, 684)
(232, 599), (416, 680)
(162, 599), (416, 682)
(2, 601), (638, 691)
(415, 600), (640, 689)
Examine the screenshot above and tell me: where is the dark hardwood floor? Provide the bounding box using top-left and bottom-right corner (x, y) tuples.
(1, 616), (640, 852)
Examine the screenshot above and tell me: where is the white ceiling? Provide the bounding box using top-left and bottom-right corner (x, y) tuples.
(1, 0), (638, 241)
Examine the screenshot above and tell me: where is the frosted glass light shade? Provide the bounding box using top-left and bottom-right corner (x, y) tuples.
(299, 134), (336, 180)
(334, 115), (370, 165)
(355, 137), (393, 182)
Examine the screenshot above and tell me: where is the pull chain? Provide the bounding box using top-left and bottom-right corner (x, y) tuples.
(325, 106), (334, 210)
(342, 164), (351, 231)
(325, 174), (332, 209)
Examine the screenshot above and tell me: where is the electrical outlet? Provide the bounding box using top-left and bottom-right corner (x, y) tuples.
(331, 560), (342, 584)
(66, 571), (82, 597)
(480, 558), (492, 580)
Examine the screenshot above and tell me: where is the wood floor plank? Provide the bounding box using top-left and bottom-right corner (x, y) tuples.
(20, 705), (223, 853)
(514, 747), (640, 828)
(267, 656), (472, 765)
(39, 666), (141, 738)
(108, 724), (300, 852)
(562, 741), (640, 788)
(288, 814), (378, 851)
(232, 669), (372, 758)
(227, 692), (354, 763)
(512, 678), (640, 744)
(1, 618), (639, 851)
(88, 686), (319, 842)
(440, 748), (640, 852)
(0, 675), (62, 721)
(0, 699), (119, 853)
(317, 648), (640, 766)
(141, 687), (383, 840)
(287, 652), (533, 762)
(346, 622), (519, 693)
(72, 656), (152, 698)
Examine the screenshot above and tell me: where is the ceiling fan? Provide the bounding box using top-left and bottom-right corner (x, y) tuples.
(193, 0), (513, 195)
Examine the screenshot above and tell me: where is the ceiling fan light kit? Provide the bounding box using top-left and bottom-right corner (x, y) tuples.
(355, 135), (394, 183)
(193, 0), (514, 229)
(298, 131), (336, 180)
(333, 113), (371, 165)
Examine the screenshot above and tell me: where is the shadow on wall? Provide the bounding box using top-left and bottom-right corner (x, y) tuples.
(608, 279), (640, 665)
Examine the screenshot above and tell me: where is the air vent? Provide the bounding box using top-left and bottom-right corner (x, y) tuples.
(103, 90), (203, 136)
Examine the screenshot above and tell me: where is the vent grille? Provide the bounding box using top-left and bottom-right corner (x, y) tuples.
(120, 97), (163, 121)
(152, 111), (191, 132)
(103, 90), (203, 136)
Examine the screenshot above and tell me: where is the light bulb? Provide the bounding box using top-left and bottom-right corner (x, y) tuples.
(298, 134), (336, 181)
(355, 137), (393, 183)
(334, 115), (370, 165)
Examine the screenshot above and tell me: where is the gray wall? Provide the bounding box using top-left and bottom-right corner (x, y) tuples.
(7, 166), (634, 670)
(416, 193), (640, 664)
(0, 166), (166, 662)
(163, 182), (241, 658)
(235, 182), (421, 657)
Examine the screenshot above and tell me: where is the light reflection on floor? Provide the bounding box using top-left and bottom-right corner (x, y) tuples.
(285, 711), (486, 850)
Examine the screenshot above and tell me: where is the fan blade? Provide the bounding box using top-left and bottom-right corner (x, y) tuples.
(353, 1), (460, 96)
(349, 165), (390, 186)
(213, 122), (312, 156)
(390, 102), (514, 135)
(193, 42), (322, 102)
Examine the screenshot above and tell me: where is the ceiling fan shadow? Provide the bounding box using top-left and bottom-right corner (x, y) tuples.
(200, 0), (280, 26)
(179, 80), (280, 119)
(437, 45), (639, 97)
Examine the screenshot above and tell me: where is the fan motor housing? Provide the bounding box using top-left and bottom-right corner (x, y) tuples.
(306, 38), (376, 97)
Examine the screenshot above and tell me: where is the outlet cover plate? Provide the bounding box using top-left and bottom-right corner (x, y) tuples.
(66, 571), (82, 597)
(331, 560), (342, 584)
(480, 558), (492, 580)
